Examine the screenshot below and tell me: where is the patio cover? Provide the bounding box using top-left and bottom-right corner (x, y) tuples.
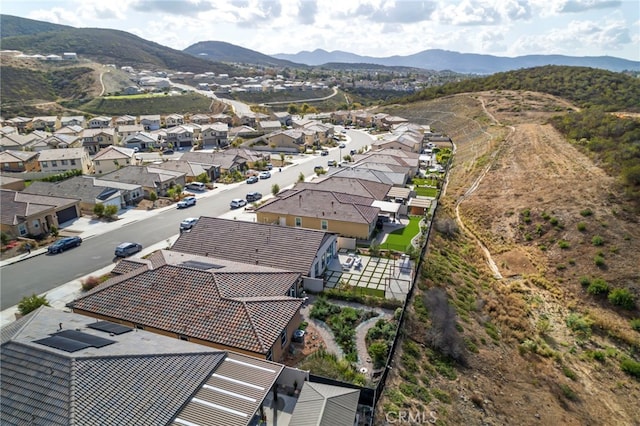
(372, 200), (401, 215)
(386, 186), (411, 200)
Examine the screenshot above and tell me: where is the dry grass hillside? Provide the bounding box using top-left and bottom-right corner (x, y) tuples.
(376, 92), (640, 425)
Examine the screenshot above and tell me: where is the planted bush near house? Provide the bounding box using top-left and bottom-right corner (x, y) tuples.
(18, 294), (50, 316)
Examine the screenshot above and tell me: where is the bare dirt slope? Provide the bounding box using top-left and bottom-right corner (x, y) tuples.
(377, 92), (639, 425)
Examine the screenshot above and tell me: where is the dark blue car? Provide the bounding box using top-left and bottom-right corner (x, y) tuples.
(47, 236), (82, 254)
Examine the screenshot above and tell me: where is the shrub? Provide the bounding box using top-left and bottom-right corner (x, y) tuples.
(1, 232), (9, 245)
(579, 276), (591, 287)
(93, 203), (105, 217)
(104, 204), (118, 218)
(594, 255), (606, 267)
(558, 240), (571, 249)
(559, 383), (577, 400)
(18, 294), (50, 316)
(580, 208), (593, 217)
(577, 222), (587, 232)
(271, 183), (280, 195)
(608, 288), (635, 309)
(562, 366), (577, 380)
(620, 358), (640, 379)
(592, 235), (605, 246)
(587, 278), (610, 296)
(368, 341), (389, 368)
(81, 276), (101, 292)
(630, 319), (640, 332)
(566, 313), (593, 340)
(432, 388), (451, 403)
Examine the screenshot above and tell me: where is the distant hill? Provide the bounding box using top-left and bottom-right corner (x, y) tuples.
(184, 41), (304, 68)
(273, 48), (640, 74)
(0, 14), (70, 38)
(0, 15), (235, 74)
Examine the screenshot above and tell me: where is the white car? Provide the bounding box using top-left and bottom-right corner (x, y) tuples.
(180, 217), (199, 231)
(258, 171), (271, 179)
(177, 196), (196, 209)
(230, 198), (247, 209)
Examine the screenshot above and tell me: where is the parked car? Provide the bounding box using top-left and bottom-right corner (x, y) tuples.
(47, 236), (82, 254)
(327, 160), (337, 167)
(177, 196), (196, 209)
(162, 149), (174, 155)
(230, 198), (247, 209)
(180, 217), (199, 231)
(320, 150), (329, 156)
(186, 182), (206, 191)
(266, 163), (273, 170)
(314, 165), (324, 173)
(339, 143), (346, 148)
(258, 171), (271, 179)
(115, 242), (142, 258)
(246, 191), (262, 202)
(246, 176), (259, 184)
(350, 149), (357, 155)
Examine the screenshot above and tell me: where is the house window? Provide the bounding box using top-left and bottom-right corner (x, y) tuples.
(178, 335), (189, 341)
(295, 217), (302, 227)
(70, 159), (76, 165)
(18, 223), (27, 236)
(18, 162), (23, 167)
(61, 160), (68, 165)
(3, 163), (9, 169)
(266, 349), (273, 361)
(42, 161), (48, 167)
(52, 161), (57, 167)
(280, 330), (287, 347)
(321, 220), (328, 230)
(135, 324), (144, 330)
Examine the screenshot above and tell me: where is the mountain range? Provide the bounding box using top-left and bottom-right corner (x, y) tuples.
(271, 49), (640, 74)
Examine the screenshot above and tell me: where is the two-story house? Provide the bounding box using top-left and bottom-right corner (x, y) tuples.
(166, 125), (195, 149)
(117, 124), (145, 140)
(0, 150), (40, 172)
(31, 116), (59, 131)
(37, 148), (93, 174)
(122, 132), (159, 151)
(140, 114), (161, 131)
(164, 113), (184, 128)
(200, 123), (229, 149)
(60, 116), (86, 128)
(114, 114), (137, 126)
(82, 128), (117, 154)
(88, 116), (112, 129)
(93, 146), (140, 175)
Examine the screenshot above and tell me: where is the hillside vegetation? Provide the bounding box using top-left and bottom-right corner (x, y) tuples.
(376, 90), (640, 425)
(71, 93), (216, 116)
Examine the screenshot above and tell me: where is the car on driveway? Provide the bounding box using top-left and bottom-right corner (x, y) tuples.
(230, 198), (247, 209)
(177, 196), (196, 209)
(246, 191), (262, 202)
(115, 242), (143, 258)
(339, 143), (346, 148)
(180, 217), (199, 231)
(246, 176), (258, 184)
(47, 236), (82, 254)
(258, 171), (271, 179)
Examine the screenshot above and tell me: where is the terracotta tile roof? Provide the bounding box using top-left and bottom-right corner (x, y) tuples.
(69, 264), (302, 355)
(171, 217), (335, 275)
(256, 188), (379, 225)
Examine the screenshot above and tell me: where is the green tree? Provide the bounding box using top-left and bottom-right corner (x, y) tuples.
(93, 203), (105, 217)
(149, 191), (158, 208)
(271, 183), (280, 195)
(298, 172), (305, 182)
(368, 341), (389, 368)
(1, 232), (9, 245)
(287, 104), (298, 114)
(18, 294), (50, 316)
(196, 172), (210, 183)
(370, 240), (380, 257)
(104, 204), (118, 218)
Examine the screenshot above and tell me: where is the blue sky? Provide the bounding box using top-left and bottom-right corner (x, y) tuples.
(2, 0), (638, 60)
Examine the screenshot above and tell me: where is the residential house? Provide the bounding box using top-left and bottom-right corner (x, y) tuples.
(352, 110), (375, 128)
(60, 116), (86, 128)
(117, 124), (145, 139)
(326, 165), (407, 187)
(0, 133), (44, 151)
(296, 176), (392, 201)
(37, 148), (93, 174)
(54, 125), (85, 137)
(372, 132), (423, 153)
(164, 113), (184, 128)
(34, 134), (82, 151)
(237, 112), (269, 128)
(200, 123), (229, 149)
(0, 150), (40, 172)
(2, 306), (298, 426)
(165, 125), (195, 149)
(69, 250), (304, 362)
(354, 149), (420, 174)
(99, 165), (185, 197)
(380, 114), (409, 129)
(4, 116), (32, 133)
(0, 175), (25, 191)
(24, 176), (143, 213)
(93, 146), (140, 175)
(272, 111), (292, 126)
(31, 116), (59, 131)
(114, 114), (137, 126)
(152, 159), (219, 183)
(258, 120), (282, 134)
(180, 151), (247, 175)
(189, 113), (212, 125)
(210, 113), (233, 125)
(301, 121), (334, 145)
(140, 114), (161, 131)
(122, 131), (159, 151)
(0, 126), (17, 137)
(330, 110), (351, 125)
(172, 217), (338, 280)
(255, 188), (379, 240)
(0, 189), (80, 237)
(228, 125), (259, 140)
(82, 128), (117, 154)
(88, 116), (112, 129)
(265, 129), (306, 152)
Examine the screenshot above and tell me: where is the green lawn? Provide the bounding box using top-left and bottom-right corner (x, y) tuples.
(383, 216), (422, 252)
(415, 186), (438, 197)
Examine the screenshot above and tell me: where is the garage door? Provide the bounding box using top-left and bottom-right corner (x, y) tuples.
(57, 205), (78, 224)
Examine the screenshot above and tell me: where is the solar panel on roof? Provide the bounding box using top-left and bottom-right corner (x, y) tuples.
(34, 335), (91, 352)
(87, 320), (133, 335)
(180, 260), (224, 270)
(56, 329), (115, 348)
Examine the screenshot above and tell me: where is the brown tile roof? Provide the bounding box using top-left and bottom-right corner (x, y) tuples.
(172, 217), (335, 275)
(296, 176), (391, 200)
(256, 188), (379, 225)
(69, 263), (302, 355)
(0, 189), (77, 225)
